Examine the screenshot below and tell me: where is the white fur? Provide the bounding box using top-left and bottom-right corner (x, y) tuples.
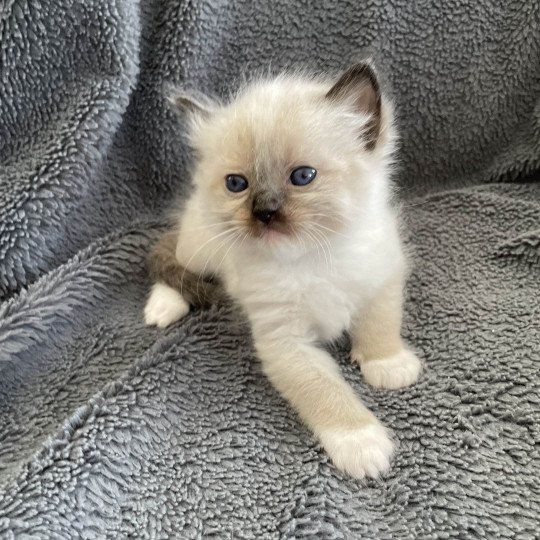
(172, 185), (407, 479)
(361, 350), (422, 390)
(319, 424), (394, 479)
(144, 282), (190, 328)
(148, 72), (422, 478)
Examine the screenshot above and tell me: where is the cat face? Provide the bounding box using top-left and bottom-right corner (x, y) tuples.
(171, 63), (391, 253)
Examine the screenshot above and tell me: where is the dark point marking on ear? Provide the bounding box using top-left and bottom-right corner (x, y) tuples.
(326, 62), (382, 150)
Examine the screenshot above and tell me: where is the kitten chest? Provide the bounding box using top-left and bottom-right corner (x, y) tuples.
(226, 256), (367, 343)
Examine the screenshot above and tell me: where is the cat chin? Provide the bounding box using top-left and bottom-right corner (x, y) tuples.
(249, 232), (305, 259)
(259, 227), (288, 243)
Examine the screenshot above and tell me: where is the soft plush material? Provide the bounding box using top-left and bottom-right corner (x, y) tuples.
(0, 1), (538, 537)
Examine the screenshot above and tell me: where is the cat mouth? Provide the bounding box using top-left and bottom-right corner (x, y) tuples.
(251, 220), (291, 240)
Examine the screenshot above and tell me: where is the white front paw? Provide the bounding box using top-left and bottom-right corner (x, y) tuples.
(144, 282), (190, 328)
(319, 423), (394, 479)
(361, 349), (421, 389)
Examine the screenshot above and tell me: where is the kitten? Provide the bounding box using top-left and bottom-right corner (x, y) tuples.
(144, 63), (422, 479)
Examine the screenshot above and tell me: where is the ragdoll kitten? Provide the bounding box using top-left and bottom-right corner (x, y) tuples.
(145, 63), (422, 479)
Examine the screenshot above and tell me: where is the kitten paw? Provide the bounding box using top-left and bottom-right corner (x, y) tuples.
(319, 423), (394, 479)
(361, 349), (421, 389)
(144, 282), (190, 328)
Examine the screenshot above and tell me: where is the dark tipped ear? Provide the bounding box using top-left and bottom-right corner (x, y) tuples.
(165, 85), (216, 119)
(326, 62), (382, 150)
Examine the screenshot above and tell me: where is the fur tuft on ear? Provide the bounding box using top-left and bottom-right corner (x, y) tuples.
(164, 83), (217, 119)
(163, 84), (219, 144)
(326, 62), (382, 150)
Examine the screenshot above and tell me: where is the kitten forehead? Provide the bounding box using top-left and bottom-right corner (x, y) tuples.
(195, 76), (364, 175)
(225, 77), (329, 146)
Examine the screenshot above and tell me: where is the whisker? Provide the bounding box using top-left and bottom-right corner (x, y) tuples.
(211, 230), (244, 282)
(305, 212), (350, 226)
(180, 228), (238, 297)
(184, 220), (243, 232)
(304, 228), (324, 269)
(308, 226), (334, 275)
(293, 229), (306, 252)
(311, 221), (350, 239)
(399, 200), (432, 210)
(195, 229), (238, 304)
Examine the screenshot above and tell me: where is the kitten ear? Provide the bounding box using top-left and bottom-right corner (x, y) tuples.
(326, 62), (382, 150)
(165, 85), (217, 120)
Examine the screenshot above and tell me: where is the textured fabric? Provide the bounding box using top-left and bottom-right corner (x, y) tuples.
(0, 0), (539, 538)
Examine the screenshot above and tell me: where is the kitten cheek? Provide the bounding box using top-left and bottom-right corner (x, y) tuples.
(232, 207), (251, 226)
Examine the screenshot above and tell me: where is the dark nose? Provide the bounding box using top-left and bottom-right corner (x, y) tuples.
(253, 208), (277, 225)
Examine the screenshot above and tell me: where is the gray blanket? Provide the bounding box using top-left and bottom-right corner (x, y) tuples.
(1, 1), (539, 538)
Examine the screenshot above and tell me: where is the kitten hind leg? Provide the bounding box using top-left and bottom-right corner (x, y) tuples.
(148, 230), (226, 309)
(144, 229), (229, 327)
(352, 272), (422, 389)
(256, 333), (394, 479)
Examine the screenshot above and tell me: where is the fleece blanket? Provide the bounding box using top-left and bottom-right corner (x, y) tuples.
(0, 0), (539, 538)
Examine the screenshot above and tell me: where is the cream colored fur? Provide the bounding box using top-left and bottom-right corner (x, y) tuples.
(145, 68), (422, 479)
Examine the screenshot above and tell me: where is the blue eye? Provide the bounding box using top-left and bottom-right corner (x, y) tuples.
(290, 166), (317, 186)
(226, 174), (248, 193)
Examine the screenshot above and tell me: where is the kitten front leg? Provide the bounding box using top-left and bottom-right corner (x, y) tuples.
(351, 272), (422, 389)
(255, 332), (394, 479)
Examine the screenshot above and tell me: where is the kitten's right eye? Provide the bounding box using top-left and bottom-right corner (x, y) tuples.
(225, 174), (248, 193)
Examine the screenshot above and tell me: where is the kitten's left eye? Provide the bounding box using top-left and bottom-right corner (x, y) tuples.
(290, 166), (317, 186)
(225, 174), (249, 193)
